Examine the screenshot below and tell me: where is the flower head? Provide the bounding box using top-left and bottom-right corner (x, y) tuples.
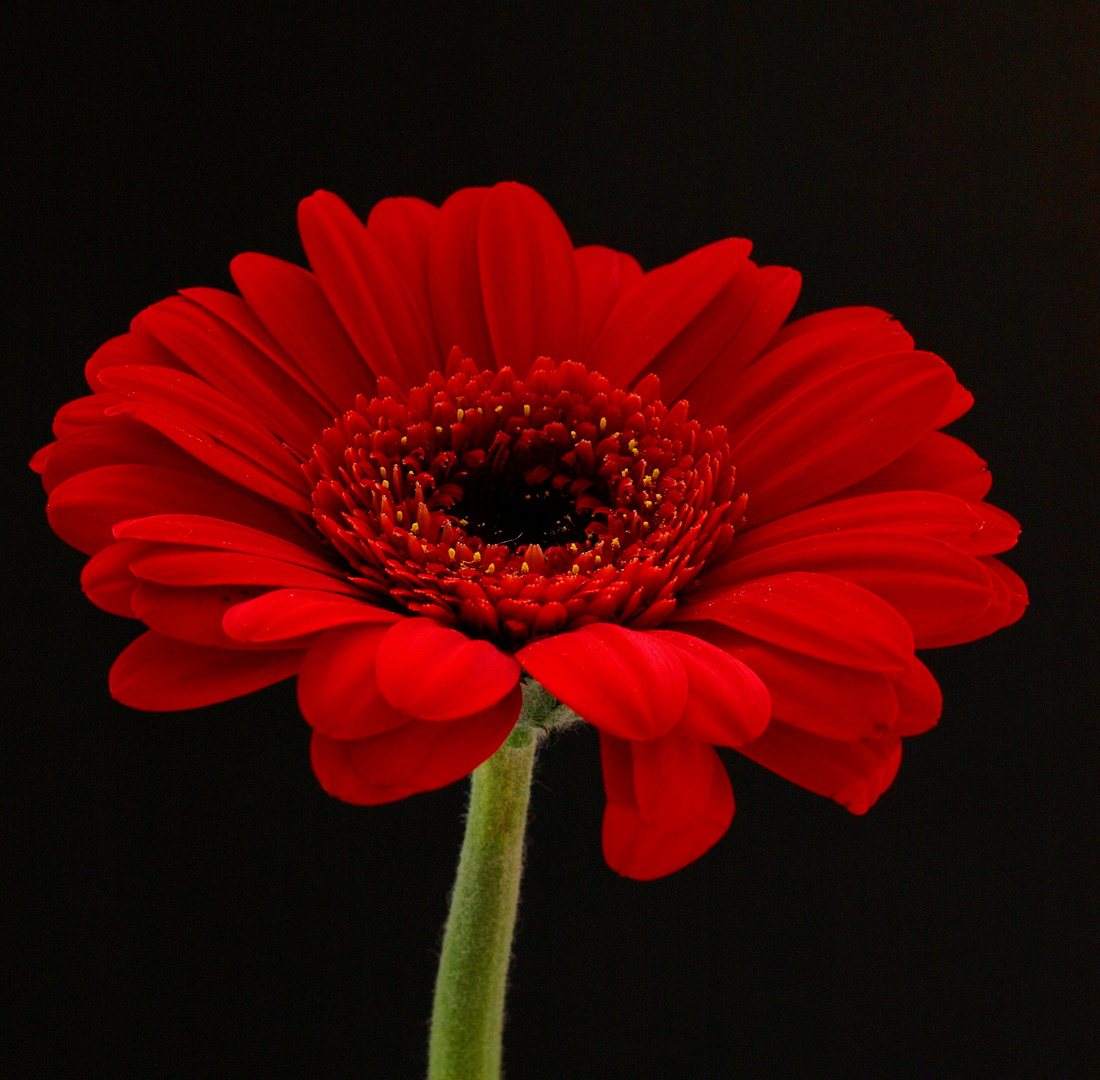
(33, 182), (1026, 879)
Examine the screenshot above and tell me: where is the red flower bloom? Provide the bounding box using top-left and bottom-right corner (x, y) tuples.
(33, 183), (1026, 880)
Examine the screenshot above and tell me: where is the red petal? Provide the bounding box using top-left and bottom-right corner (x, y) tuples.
(728, 351), (958, 526)
(477, 182), (579, 376)
(703, 531), (996, 640)
(600, 731), (734, 880)
(705, 308), (917, 434)
(84, 329), (190, 391)
(936, 382), (974, 427)
(139, 294), (330, 455)
(47, 465), (311, 556)
(224, 588), (400, 643)
(309, 686), (522, 804)
(297, 191), (439, 389)
(428, 187), (496, 367)
(761, 306), (913, 355)
(81, 540), (144, 616)
(834, 431), (992, 502)
(717, 491), (992, 560)
(113, 515), (335, 573)
(366, 195), (439, 326)
(297, 624), (410, 739)
(374, 618), (521, 721)
(574, 245), (644, 355)
(737, 720), (902, 815)
(130, 582), (269, 647)
(230, 252), (376, 413)
(584, 237), (753, 388)
(48, 392), (123, 438)
(125, 545), (360, 594)
(892, 658), (942, 736)
(109, 630), (303, 711)
(689, 625), (898, 740)
(673, 572), (914, 673)
(685, 264), (804, 421)
(958, 502), (1021, 556)
(38, 415), (215, 495)
(645, 256), (759, 401)
(915, 556), (1027, 647)
(517, 623), (688, 740)
(644, 629), (770, 746)
(97, 363), (312, 510)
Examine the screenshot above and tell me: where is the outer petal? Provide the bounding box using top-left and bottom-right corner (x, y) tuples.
(726, 351), (958, 526)
(684, 264), (803, 420)
(517, 623), (688, 740)
(673, 572), (914, 673)
(583, 237), (753, 388)
(366, 195), (439, 324)
(600, 731), (734, 880)
(224, 588), (401, 643)
(80, 540), (144, 616)
(478, 182), (579, 375)
(47, 465), (310, 556)
(644, 629), (770, 746)
(374, 618), (521, 721)
(297, 624), (411, 740)
(736, 720), (902, 815)
(298, 191), (439, 388)
(689, 624), (898, 741)
(230, 252), (376, 413)
(84, 326), (190, 391)
(834, 431), (992, 502)
(130, 582), (270, 647)
(428, 187), (496, 367)
(574, 245), (644, 355)
(109, 630), (304, 711)
(702, 531), (996, 640)
(915, 556), (1027, 647)
(309, 685), (522, 805)
(892, 658), (943, 736)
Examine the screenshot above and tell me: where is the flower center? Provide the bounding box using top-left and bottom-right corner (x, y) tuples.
(305, 356), (744, 648)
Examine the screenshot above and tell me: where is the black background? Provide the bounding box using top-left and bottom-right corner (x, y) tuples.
(5, 3), (1097, 1077)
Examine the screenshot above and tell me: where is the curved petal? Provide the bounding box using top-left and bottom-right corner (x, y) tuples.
(600, 731), (734, 880)
(309, 686), (522, 804)
(833, 431), (992, 502)
(47, 392), (124, 438)
(936, 382), (974, 427)
(297, 623), (411, 740)
(672, 572), (914, 673)
(366, 195), (439, 325)
(478, 182), (579, 375)
(298, 190), (439, 388)
(702, 531), (996, 640)
(139, 294), (330, 455)
(684, 264), (803, 420)
(517, 622), (688, 740)
(109, 630), (303, 711)
(374, 618), (521, 720)
(892, 658), (942, 736)
(706, 307), (916, 433)
(645, 629), (770, 746)
(224, 588), (401, 643)
(428, 186), (495, 367)
(736, 720), (902, 815)
(81, 539), (144, 616)
(727, 351), (958, 526)
(574, 245), (644, 355)
(47, 464), (311, 556)
(915, 556), (1027, 647)
(230, 252), (376, 413)
(129, 582), (270, 647)
(688, 624), (898, 741)
(583, 237), (753, 388)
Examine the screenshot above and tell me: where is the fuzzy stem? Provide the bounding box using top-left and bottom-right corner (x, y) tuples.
(427, 682), (569, 1080)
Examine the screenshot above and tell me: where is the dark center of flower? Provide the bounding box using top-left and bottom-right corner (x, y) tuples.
(305, 356), (745, 648)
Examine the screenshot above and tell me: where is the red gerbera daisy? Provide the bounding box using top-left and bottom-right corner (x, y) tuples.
(32, 182), (1026, 880)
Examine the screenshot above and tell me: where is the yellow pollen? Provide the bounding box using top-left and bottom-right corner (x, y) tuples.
(628, 438), (637, 452)
(459, 518), (468, 526)
(570, 430), (577, 439)
(652, 468), (660, 479)
(380, 466), (387, 476)
(411, 522), (419, 533)
(599, 417), (607, 431)
(523, 404), (530, 417)
(594, 555), (601, 566)
(571, 564), (580, 574)
(457, 408), (465, 422)
(521, 562), (530, 574)
(436, 426), (443, 434)
(473, 551), (481, 562)
(495, 405), (503, 413)
(612, 537), (620, 548)
(396, 510), (403, 522)
(382, 480), (390, 489)
(487, 563), (495, 573)
(401, 436), (407, 446)
(448, 548), (456, 560)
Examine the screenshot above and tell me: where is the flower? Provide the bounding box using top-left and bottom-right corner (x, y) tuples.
(32, 182), (1026, 880)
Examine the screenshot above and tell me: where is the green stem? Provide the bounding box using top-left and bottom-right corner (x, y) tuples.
(427, 681), (575, 1080)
